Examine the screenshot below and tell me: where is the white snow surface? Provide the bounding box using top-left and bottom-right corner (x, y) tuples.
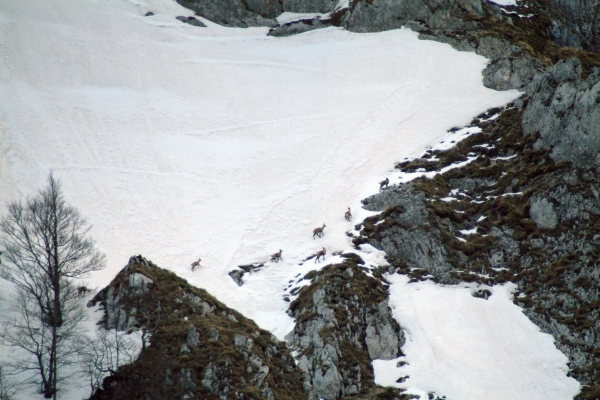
(0, 0), (518, 335)
(0, 0), (578, 398)
(487, 0), (518, 6)
(374, 274), (580, 400)
(276, 12), (329, 25)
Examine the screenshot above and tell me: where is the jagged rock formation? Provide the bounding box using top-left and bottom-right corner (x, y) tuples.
(176, 15), (208, 27)
(286, 256), (405, 400)
(522, 58), (600, 169)
(89, 256), (305, 400)
(179, 0), (280, 27)
(354, 92), (600, 397)
(167, 0), (600, 397)
(228, 263), (265, 286)
(545, 0), (600, 52)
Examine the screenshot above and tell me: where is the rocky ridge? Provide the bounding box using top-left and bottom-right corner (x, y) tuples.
(88, 256), (305, 400)
(286, 256), (405, 399)
(353, 72), (600, 397)
(114, 0), (600, 398)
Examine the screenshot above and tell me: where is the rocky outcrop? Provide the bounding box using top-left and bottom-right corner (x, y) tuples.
(228, 263), (265, 286)
(90, 257), (305, 400)
(179, 0), (279, 28)
(268, 18), (330, 37)
(286, 258), (404, 400)
(546, 0), (600, 52)
(529, 196), (558, 229)
(89, 255), (154, 330)
(358, 186), (453, 283)
(355, 97), (600, 397)
(522, 58), (600, 169)
(176, 15), (208, 27)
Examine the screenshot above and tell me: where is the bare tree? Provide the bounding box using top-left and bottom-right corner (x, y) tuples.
(0, 364), (18, 400)
(78, 328), (141, 398)
(0, 173), (106, 399)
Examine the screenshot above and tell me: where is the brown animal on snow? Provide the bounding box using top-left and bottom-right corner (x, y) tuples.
(313, 223), (326, 239)
(271, 249), (283, 263)
(77, 286), (92, 298)
(344, 207), (352, 221)
(191, 258), (202, 271)
(379, 177), (389, 190)
(314, 248), (327, 263)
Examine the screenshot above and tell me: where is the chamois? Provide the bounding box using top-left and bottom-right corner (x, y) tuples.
(313, 223), (326, 239)
(315, 247), (327, 263)
(191, 258), (202, 271)
(344, 207), (352, 221)
(271, 249), (283, 263)
(379, 177), (389, 190)
(77, 286), (91, 298)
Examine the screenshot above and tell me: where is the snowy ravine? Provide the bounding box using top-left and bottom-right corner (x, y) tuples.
(0, 0), (579, 399)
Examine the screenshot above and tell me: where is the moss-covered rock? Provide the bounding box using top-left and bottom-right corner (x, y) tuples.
(355, 99), (600, 398)
(89, 256), (305, 400)
(286, 257), (404, 400)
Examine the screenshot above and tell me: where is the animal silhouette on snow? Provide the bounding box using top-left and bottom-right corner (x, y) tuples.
(313, 223), (326, 239)
(379, 177), (389, 190)
(271, 249), (283, 263)
(191, 258), (202, 271)
(344, 207), (352, 221)
(315, 247), (327, 263)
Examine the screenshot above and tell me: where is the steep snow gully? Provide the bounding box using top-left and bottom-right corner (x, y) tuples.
(0, 0), (579, 399)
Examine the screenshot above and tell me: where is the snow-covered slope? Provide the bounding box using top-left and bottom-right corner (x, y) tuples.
(0, 0), (516, 331)
(0, 0), (579, 399)
(374, 275), (580, 399)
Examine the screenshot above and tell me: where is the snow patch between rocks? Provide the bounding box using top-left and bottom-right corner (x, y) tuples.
(374, 274), (580, 400)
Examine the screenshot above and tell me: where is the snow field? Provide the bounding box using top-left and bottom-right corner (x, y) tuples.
(0, 0), (578, 399)
(372, 274), (580, 400)
(0, 0), (517, 333)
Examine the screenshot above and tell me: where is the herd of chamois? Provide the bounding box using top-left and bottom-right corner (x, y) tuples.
(73, 178), (390, 301)
(186, 177), (390, 269)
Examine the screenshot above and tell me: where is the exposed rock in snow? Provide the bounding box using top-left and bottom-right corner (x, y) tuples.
(176, 15), (208, 27)
(286, 260), (404, 399)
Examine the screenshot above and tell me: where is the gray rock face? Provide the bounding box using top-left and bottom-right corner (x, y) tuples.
(179, 0), (279, 28)
(362, 185), (453, 281)
(522, 59), (600, 168)
(282, 0), (338, 14)
(342, 0), (432, 33)
(546, 0), (600, 52)
(92, 259), (154, 330)
(187, 325), (201, 348)
(362, 185), (429, 226)
(268, 18), (329, 37)
(209, 326), (219, 341)
(180, 343), (191, 354)
(287, 263), (404, 399)
(341, 0), (484, 33)
(475, 36), (520, 60)
(364, 301), (403, 359)
(482, 53), (543, 92)
(448, 177), (496, 192)
(234, 335), (253, 351)
(228, 270), (244, 286)
(471, 36), (544, 92)
(180, 368), (197, 391)
(530, 196), (558, 229)
(177, 15), (208, 27)
(129, 272), (153, 295)
(376, 97), (600, 392)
